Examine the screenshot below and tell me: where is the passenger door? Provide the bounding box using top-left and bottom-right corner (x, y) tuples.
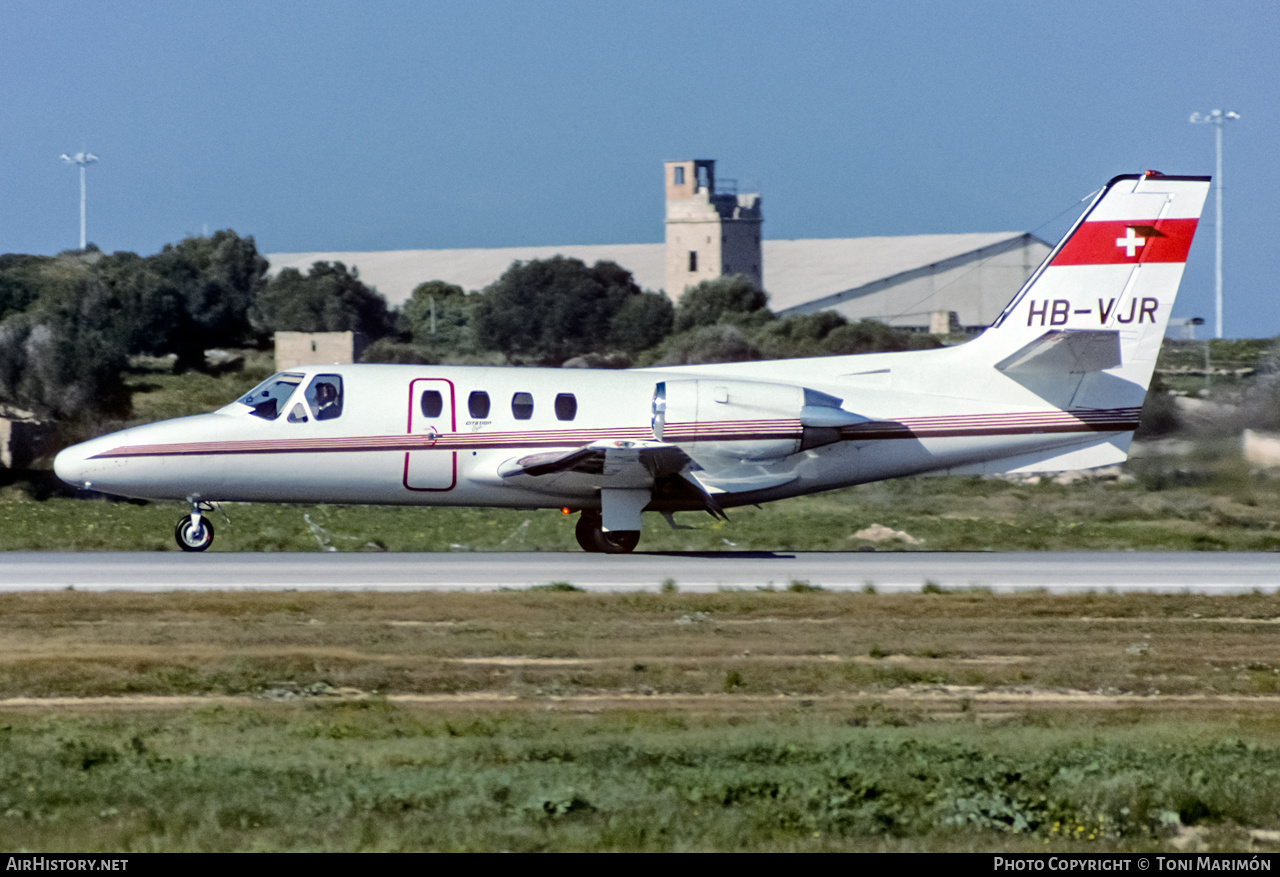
(404, 378), (456, 491)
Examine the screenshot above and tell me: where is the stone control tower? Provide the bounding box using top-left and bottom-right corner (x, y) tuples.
(664, 160), (762, 299)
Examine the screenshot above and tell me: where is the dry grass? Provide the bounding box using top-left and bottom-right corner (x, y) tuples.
(6, 590), (1280, 851)
(2, 590), (1280, 702)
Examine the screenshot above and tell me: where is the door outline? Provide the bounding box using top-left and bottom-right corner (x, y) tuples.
(403, 377), (457, 491)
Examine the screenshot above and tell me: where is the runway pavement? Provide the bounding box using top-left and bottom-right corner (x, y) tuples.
(1, 551), (1278, 593)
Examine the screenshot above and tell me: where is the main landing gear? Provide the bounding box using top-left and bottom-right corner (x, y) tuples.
(575, 511), (639, 554)
(175, 501), (216, 552)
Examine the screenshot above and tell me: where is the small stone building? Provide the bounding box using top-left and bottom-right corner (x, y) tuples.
(0, 406), (52, 470)
(274, 331), (362, 372)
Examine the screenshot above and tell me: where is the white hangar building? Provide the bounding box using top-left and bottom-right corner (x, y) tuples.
(268, 160), (1050, 334)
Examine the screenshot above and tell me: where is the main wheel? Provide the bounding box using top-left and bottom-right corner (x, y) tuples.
(175, 514), (214, 552)
(575, 513), (602, 552)
(595, 529), (640, 554)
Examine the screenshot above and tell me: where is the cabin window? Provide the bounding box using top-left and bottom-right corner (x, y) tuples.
(468, 391), (490, 419)
(554, 393), (577, 421)
(304, 374), (344, 421)
(511, 392), (534, 420)
(421, 390), (443, 418)
(238, 372), (304, 420)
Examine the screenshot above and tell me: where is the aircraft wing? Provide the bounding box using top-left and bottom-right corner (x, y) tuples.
(497, 440), (693, 489)
(496, 440), (730, 519)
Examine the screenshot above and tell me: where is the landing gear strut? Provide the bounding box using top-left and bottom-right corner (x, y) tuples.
(575, 511), (639, 554)
(175, 501), (215, 552)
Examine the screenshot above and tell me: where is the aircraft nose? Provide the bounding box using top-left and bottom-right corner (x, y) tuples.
(53, 443), (92, 488)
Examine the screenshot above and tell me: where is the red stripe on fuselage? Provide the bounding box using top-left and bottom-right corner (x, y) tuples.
(1052, 218), (1197, 266)
(89, 409), (1142, 459)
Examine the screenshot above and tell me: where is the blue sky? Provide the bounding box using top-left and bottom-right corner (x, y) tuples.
(2, 1), (1276, 335)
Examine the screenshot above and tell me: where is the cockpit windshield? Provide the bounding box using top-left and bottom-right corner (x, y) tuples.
(237, 373), (304, 420)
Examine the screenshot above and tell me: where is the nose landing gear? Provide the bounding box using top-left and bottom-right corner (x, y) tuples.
(574, 511), (639, 554)
(175, 500), (216, 552)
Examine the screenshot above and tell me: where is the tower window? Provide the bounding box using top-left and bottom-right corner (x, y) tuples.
(688, 251), (698, 272)
(673, 166), (685, 185)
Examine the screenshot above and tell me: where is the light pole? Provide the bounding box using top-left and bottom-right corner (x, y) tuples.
(59, 150), (99, 250)
(1189, 109), (1239, 340)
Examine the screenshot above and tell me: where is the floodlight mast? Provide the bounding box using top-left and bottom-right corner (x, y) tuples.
(1189, 109), (1239, 339)
(59, 150), (99, 250)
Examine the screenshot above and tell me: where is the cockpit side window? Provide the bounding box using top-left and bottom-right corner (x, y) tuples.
(305, 374), (344, 421)
(238, 373), (304, 420)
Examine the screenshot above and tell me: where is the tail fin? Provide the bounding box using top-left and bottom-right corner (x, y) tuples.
(968, 171), (1210, 412)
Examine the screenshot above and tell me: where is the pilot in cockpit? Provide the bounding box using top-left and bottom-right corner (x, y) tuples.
(313, 381), (341, 420)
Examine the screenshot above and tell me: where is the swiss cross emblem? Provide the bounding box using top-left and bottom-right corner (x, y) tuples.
(1116, 227), (1146, 258)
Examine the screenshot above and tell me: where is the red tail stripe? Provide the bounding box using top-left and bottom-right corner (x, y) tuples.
(1052, 219), (1197, 266)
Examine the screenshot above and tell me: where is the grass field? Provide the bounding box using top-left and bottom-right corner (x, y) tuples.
(3, 590), (1280, 851)
(4, 443), (1280, 553)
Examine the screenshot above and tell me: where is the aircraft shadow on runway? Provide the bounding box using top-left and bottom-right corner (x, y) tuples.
(640, 550), (796, 559)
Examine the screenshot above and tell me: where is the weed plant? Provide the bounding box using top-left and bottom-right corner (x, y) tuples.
(1, 707), (1278, 851)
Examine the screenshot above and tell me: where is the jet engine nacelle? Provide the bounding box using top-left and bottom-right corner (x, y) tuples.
(652, 379), (866, 461)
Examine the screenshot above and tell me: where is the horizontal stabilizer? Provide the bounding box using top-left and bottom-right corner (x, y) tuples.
(995, 330), (1122, 375)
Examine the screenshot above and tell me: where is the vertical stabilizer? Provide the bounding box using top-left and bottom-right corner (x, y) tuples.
(969, 172), (1210, 411)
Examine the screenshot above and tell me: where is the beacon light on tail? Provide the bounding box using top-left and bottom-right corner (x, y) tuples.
(54, 172), (1210, 553)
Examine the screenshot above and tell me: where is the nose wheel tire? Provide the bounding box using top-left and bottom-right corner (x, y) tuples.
(175, 515), (214, 552)
(574, 512), (639, 554)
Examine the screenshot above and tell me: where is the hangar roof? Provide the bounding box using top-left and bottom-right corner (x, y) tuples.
(266, 231), (1040, 311)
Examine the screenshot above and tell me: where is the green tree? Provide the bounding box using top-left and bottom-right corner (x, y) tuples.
(752, 311), (849, 359)
(250, 261), (394, 340)
(0, 254), (52, 321)
(146, 230), (268, 366)
(608, 290), (674, 355)
(472, 257), (664, 365)
(0, 276), (129, 420)
(752, 312), (942, 359)
(644, 324), (763, 366)
(819, 319), (942, 355)
(672, 274), (770, 333)
(399, 280), (475, 354)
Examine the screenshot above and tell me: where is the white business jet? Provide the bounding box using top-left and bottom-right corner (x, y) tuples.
(54, 172), (1209, 553)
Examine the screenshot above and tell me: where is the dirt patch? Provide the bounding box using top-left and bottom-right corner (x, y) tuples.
(8, 686), (1280, 715)
(448, 657), (602, 667)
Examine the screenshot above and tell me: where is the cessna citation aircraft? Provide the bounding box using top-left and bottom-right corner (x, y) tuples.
(54, 171), (1210, 553)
